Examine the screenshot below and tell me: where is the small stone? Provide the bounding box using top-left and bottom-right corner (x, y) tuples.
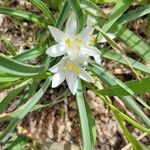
(70, 129), (78, 137)
(69, 101), (77, 109)
(109, 137), (117, 146)
(86, 90), (96, 100)
(100, 115), (109, 123)
(69, 111), (77, 118)
(19, 0), (26, 6)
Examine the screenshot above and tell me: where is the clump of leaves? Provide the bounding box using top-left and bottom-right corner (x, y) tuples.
(0, 0), (150, 150)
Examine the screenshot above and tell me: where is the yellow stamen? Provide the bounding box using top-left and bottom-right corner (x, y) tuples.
(76, 46), (81, 51)
(89, 35), (97, 46)
(74, 36), (82, 43)
(63, 63), (80, 75)
(65, 38), (73, 48)
(68, 63), (80, 75)
(63, 66), (67, 71)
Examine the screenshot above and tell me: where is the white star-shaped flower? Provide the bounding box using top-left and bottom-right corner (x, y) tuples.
(50, 56), (94, 95)
(46, 13), (101, 64)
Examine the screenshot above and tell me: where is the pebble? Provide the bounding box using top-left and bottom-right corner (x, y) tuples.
(69, 101), (77, 109)
(87, 90), (96, 100)
(70, 129), (78, 138)
(68, 111), (77, 118)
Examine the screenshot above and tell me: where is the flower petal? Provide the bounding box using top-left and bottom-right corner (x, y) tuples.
(50, 57), (67, 73)
(48, 26), (66, 43)
(52, 71), (65, 88)
(81, 46), (101, 64)
(65, 13), (77, 36)
(46, 44), (66, 57)
(78, 66), (94, 83)
(66, 70), (78, 95)
(78, 25), (94, 43)
(98, 33), (115, 43)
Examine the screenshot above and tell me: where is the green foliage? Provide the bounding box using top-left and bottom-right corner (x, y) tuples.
(0, 0), (150, 149)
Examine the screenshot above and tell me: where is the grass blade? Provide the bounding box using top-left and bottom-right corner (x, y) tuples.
(99, 77), (150, 96)
(30, 0), (55, 24)
(0, 54), (46, 76)
(102, 0), (133, 32)
(101, 49), (150, 74)
(88, 63), (150, 127)
(0, 76), (52, 143)
(0, 79), (32, 113)
(76, 79), (93, 150)
(68, 0), (85, 32)
(0, 7), (47, 26)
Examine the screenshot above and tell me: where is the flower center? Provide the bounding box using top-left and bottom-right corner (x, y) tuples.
(65, 38), (73, 48)
(65, 37), (82, 51)
(63, 63), (80, 75)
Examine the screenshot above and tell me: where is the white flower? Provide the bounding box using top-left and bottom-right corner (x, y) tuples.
(46, 13), (101, 64)
(50, 56), (94, 95)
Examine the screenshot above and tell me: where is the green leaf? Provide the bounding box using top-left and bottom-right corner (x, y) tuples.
(13, 45), (47, 62)
(89, 62), (150, 110)
(99, 77), (150, 96)
(85, 100), (96, 148)
(90, 9), (150, 62)
(1, 37), (17, 56)
(110, 24), (150, 62)
(0, 7), (47, 26)
(92, 94), (150, 133)
(55, 1), (71, 29)
(80, 0), (107, 18)
(4, 135), (28, 150)
(102, 0), (133, 32)
(0, 72), (20, 83)
(88, 63), (150, 127)
(0, 54), (46, 76)
(101, 49), (150, 74)
(0, 76), (52, 143)
(76, 79), (93, 150)
(112, 110), (143, 150)
(0, 79), (32, 113)
(118, 5), (150, 24)
(30, 0), (55, 24)
(68, 0), (85, 32)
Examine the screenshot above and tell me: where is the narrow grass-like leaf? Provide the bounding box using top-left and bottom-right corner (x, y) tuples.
(0, 76), (52, 143)
(112, 110), (143, 150)
(1, 38), (17, 56)
(30, 0), (55, 24)
(118, 5), (150, 24)
(0, 7), (47, 26)
(85, 100), (96, 148)
(100, 49), (150, 74)
(0, 54), (46, 76)
(98, 28), (140, 80)
(89, 60), (149, 109)
(13, 45), (47, 62)
(55, 1), (71, 29)
(0, 79), (32, 113)
(88, 63), (150, 127)
(91, 93), (150, 133)
(80, 0), (107, 18)
(0, 72), (20, 83)
(76, 79), (93, 150)
(99, 77), (150, 96)
(102, 0), (133, 32)
(68, 0), (85, 32)
(110, 24), (150, 62)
